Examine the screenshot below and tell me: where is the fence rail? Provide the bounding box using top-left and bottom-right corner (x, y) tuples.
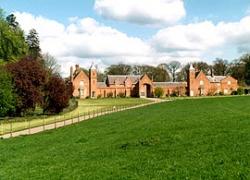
(0, 101), (160, 139)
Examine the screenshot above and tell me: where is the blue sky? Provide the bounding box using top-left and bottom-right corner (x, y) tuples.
(2, 0), (250, 37)
(1, 0), (250, 74)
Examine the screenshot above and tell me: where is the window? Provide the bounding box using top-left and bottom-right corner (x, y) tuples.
(80, 81), (84, 89)
(200, 80), (204, 85)
(228, 81), (231, 85)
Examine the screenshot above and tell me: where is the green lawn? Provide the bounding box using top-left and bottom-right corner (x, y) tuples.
(1, 96), (250, 179)
(0, 98), (150, 135)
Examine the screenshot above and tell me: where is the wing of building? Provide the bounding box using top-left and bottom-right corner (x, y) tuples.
(70, 64), (238, 98)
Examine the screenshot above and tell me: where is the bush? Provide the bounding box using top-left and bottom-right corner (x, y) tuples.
(244, 89), (250, 95)
(219, 91), (224, 96)
(97, 94), (102, 99)
(154, 87), (164, 98)
(117, 92), (126, 98)
(237, 87), (244, 95)
(62, 98), (78, 114)
(231, 91), (238, 95)
(170, 91), (178, 97)
(107, 92), (113, 98)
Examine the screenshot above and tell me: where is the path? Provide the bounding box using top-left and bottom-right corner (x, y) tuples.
(0, 99), (168, 139)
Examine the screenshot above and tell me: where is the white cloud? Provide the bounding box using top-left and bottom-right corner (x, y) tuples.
(14, 12), (154, 76)
(14, 11), (250, 77)
(152, 16), (250, 57)
(94, 0), (186, 26)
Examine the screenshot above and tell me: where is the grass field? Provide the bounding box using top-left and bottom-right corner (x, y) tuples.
(0, 98), (150, 135)
(0, 96), (250, 179)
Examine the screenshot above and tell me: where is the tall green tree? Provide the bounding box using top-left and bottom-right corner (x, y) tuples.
(6, 14), (19, 29)
(0, 13), (28, 62)
(26, 29), (41, 59)
(0, 66), (16, 117)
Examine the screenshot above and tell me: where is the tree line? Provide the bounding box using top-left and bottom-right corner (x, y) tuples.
(101, 56), (250, 86)
(0, 11), (72, 117)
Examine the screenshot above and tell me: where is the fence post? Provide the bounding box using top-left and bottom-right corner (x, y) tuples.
(1, 120), (3, 135)
(43, 116), (45, 131)
(10, 120), (12, 137)
(54, 117), (56, 129)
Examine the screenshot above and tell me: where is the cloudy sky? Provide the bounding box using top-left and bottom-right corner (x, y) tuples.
(1, 0), (250, 76)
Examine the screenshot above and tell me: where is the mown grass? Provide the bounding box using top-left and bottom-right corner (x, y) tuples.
(0, 96), (250, 179)
(0, 98), (150, 135)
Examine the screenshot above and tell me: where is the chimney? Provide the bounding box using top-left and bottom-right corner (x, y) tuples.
(210, 68), (214, 77)
(75, 64), (80, 71)
(70, 66), (73, 82)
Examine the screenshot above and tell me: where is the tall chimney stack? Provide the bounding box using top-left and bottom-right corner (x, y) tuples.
(70, 66), (73, 82)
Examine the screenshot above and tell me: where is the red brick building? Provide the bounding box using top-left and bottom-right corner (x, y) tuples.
(187, 64), (238, 96)
(70, 64), (238, 98)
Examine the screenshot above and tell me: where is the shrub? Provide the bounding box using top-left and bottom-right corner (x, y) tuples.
(231, 91), (238, 95)
(62, 98), (78, 113)
(219, 91), (224, 96)
(117, 92), (126, 98)
(154, 87), (164, 98)
(237, 87), (244, 95)
(107, 92), (113, 98)
(244, 89), (250, 95)
(97, 94), (102, 99)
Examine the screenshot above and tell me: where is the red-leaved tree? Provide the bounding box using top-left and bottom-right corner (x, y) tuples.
(7, 57), (47, 115)
(43, 75), (71, 114)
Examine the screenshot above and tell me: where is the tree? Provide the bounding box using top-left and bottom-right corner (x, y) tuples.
(213, 58), (228, 76)
(0, 14), (28, 62)
(43, 75), (71, 114)
(26, 29), (41, 59)
(6, 14), (19, 29)
(176, 64), (189, 81)
(105, 64), (132, 75)
(240, 54), (250, 85)
(166, 61), (181, 82)
(132, 65), (170, 82)
(7, 57), (47, 115)
(42, 53), (60, 76)
(192, 61), (210, 75)
(0, 66), (16, 116)
(228, 59), (245, 85)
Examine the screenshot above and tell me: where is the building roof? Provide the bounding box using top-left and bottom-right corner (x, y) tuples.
(97, 82), (107, 88)
(206, 76), (226, 83)
(153, 82), (187, 87)
(107, 75), (141, 85)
